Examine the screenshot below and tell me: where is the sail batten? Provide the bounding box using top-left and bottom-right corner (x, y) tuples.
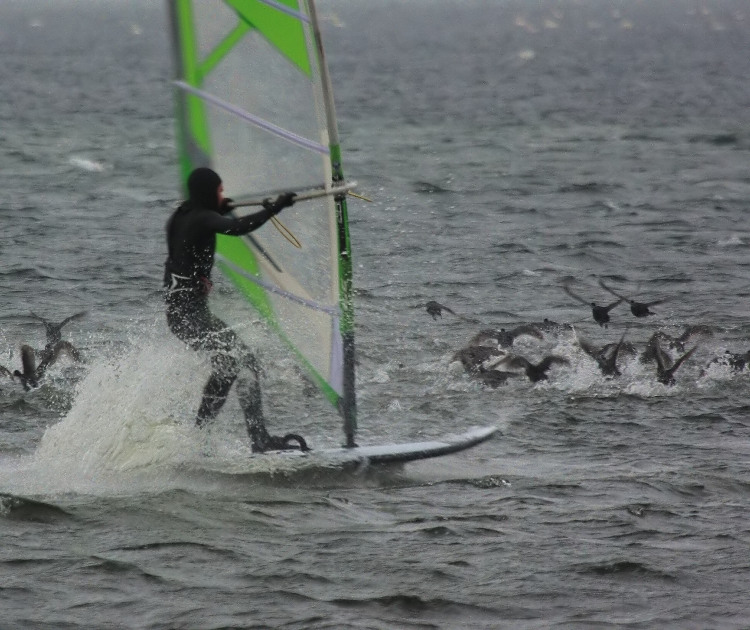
(168, 0), (357, 443)
(174, 80), (330, 155)
(253, 0), (311, 22)
(216, 254), (340, 316)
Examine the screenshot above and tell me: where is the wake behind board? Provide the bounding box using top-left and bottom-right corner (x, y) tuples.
(254, 425), (498, 468)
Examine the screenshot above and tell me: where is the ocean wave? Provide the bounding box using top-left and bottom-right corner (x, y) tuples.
(575, 558), (678, 581)
(0, 492), (71, 523)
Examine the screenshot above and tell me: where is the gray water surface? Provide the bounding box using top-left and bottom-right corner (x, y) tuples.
(1, 1), (750, 628)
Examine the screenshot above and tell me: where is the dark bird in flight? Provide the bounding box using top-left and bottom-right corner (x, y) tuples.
(495, 353), (570, 383)
(701, 350), (750, 376)
(598, 280), (667, 317)
(651, 338), (698, 386)
(417, 301), (478, 323)
(563, 283), (623, 328)
(641, 332), (668, 364)
(575, 331), (630, 377)
(468, 325), (544, 348)
(13, 345), (44, 391)
(12, 342), (80, 391)
(452, 345), (506, 375)
(641, 326), (713, 364)
(663, 324), (713, 352)
(451, 346), (520, 388)
(28, 311), (85, 370)
(30, 311), (87, 345)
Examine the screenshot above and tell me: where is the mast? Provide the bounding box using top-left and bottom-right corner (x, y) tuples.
(308, 0), (357, 447)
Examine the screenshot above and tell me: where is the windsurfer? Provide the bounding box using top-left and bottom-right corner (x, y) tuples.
(163, 167), (305, 452)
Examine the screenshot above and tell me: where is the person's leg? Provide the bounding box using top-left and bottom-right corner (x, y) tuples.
(234, 351), (308, 452)
(166, 293), (306, 450)
(192, 311), (245, 427)
(234, 351), (275, 450)
(167, 294), (241, 427)
(195, 351), (240, 427)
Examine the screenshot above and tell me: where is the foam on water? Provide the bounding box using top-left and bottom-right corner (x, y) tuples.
(68, 156), (106, 172)
(0, 337), (202, 493)
(0, 328), (374, 495)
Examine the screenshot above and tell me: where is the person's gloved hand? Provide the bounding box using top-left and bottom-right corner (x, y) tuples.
(275, 192), (297, 209)
(262, 192), (297, 215)
(218, 197), (234, 215)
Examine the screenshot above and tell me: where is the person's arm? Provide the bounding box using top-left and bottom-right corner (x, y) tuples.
(205, 193), (296, 236)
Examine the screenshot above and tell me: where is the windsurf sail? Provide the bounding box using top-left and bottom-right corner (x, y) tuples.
(167, 0), (357, 446)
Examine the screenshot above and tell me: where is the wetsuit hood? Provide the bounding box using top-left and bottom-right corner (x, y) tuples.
(187, 167), (222, 211)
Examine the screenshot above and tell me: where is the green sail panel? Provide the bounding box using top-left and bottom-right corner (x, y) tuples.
(167, 0), (356, 439)
(225, 0), (311, 75)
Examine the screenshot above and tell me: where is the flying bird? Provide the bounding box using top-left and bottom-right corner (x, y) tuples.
(562, 283), (623, 327)
(13, 345), (42, 391)
(416, 301), (478, 323)
(701, 350), (750, 376)
(575, 331), (630, 377)
(494, 353), (569, 383)
(663, 324), (713, 352)
(12, 342), (80, 391)
(30, 311), (87, 345)
(598, 280), (667, 317)
(452, 345), (506, 375)
(468, 325), (544, 348)
(641, 326), (713, 364)
(651, 338), (698, 386)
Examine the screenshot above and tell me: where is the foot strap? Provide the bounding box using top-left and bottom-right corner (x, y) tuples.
(252, 432), (310, 453)
(279, 433), (310, 452)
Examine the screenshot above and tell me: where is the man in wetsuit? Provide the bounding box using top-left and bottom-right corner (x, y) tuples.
(164, 167), (300, 452)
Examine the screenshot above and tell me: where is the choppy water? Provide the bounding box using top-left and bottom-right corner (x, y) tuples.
(1, 1), (750, 628)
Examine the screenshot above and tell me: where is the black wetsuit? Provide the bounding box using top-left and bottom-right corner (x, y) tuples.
(163, 198), (280, 441)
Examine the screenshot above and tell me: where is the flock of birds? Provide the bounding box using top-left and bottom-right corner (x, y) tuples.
(2, 280), (749, 395)
(420, 280), (749, 389)
(0, 312), (85, 391)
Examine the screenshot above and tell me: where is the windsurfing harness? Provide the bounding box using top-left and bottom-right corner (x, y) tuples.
(163, 201), (282, 295)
